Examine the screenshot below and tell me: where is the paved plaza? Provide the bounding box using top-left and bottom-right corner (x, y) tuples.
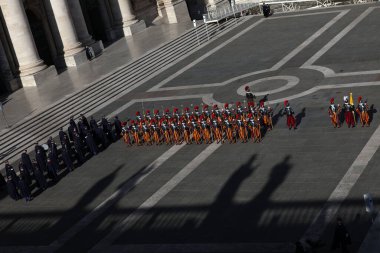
(1, 3), (380, 252)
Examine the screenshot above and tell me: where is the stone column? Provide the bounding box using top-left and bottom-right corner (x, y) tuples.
(67, 0), (94, 45)
(110, 0), (146, 37)
(0, 38), (20, 92)
(48, 0), (87, 67)
(97, 0), (118, 41)
(1, 0), (47, 86)
(157, 0), (190, 24)
(67, 0), (104, 55)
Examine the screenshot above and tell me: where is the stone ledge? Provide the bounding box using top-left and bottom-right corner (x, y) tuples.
(19, 65), (57, 87)
(122, 20), (147, 37)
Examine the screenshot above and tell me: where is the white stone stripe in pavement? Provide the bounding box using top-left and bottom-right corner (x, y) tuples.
(203, 81), (380, 107)
(90, 143), (222, 252)
(301, 7), (378, 76)
(49, 143), (186, 249)
(358, 213), (380, 253)
(301, 122), (380, 244)
(152, 9), (349, 92)
(148, 18), (265, 92)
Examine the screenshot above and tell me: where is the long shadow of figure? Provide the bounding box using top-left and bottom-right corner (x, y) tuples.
(55, 163), (161, 253)
(369, 104), (377, 124)
(272, 108), (283, 128)
(47, 165), (123, 243)
(198, 155), (258, 242)
(296, 108), (306, 127)
(198, 155), (292, 243)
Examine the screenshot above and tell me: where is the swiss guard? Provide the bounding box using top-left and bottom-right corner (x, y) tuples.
(356, 96), (370, 127)
(284, 100), (296, 130)
(343, 96), (355, 128)
(328, 98), (341, 128)
(245, 86), (256, 106)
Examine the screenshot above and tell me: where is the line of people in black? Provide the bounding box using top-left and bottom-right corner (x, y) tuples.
(0, 114), (123, 202)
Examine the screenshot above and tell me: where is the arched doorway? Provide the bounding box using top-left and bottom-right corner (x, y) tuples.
(25, 9), (54, 66)
(80, 0), (107, 42)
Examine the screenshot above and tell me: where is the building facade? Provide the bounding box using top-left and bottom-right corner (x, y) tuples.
(0, 0), (210, 95)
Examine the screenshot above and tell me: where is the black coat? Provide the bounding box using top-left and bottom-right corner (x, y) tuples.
(81, 115), (90, 130)
(114, 118), (122, 136)
(73, 133), (85, 163)
(61, 146), (74, 171)
(47, 161), (58, 182)
(33, 167), (47, 190)
(6, 179), (20, 200)
(69, 118), (78, 133)
(48, 151), (60, 172)
(90, 118), (98, 131)
(36, 150), (47, 172)
(0, 173), (6, 188)
(85, 132), (98, 155)
(21, 153), (33, 174)
(5, 164), (18, 180)
(35, 144), (46, 160)
(68, 125), (75, 142)
(19, 164), (32, 186)
(18, 178), (31, 199)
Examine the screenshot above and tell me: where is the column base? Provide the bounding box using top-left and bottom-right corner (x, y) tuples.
(55, 50), (88, 68)
(89, 40), (104, 56)
(19, 65), (57, 87)
(160, 0), (190, 24)
(122, 20), (146, 37)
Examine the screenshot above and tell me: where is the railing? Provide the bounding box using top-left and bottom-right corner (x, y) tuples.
(204, 1), (259, 24)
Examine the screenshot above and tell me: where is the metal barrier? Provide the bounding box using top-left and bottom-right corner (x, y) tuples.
(204, 1), (259, 24)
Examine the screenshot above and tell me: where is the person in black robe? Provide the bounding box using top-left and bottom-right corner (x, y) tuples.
(73, 131), (85, 163)
(18, 177), (32, 202)
(90, 116), (98, 131)
(68, 124), (76, 142)
(19, 162), (32, 186)
(95, 126), (108, 149)
(48, 150), (60, 173)
(69, 116), (78, 133)
(85, 131), (98, 156)
(35, 143), (47, 161)
(102, 117), (115, 142)
(0, 173), (6, 189)
(47, 137), (59, 161)
(331, 217), (351, 253)
(80, 114), (90, 130)
(78, 120), (88, 140)
(59, 128), (71, 149)
(35, 148), (47, 172)
(6, 176), (20, 200)
(47, 158), (58, 183)
(4, 161), (18, 181)
(21, 150), (33, 174)
(61, 144), (74, 172)
(114, 116), (122, 138)
(32, 161), (47, 190)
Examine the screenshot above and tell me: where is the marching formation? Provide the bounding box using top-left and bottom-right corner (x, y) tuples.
(121, 101), (277, 146)
(328, 94), (371, 128)
(0, 90), (373, 202)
